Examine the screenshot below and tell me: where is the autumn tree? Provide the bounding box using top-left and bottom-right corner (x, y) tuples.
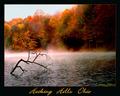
(58, 7), (85, 50)
(82, 5), (96, 48)
(93, 4), (115, 50)
(49, 12), (61, 49)
(4, 4), (115, 51)
(4, 23), (12, 48)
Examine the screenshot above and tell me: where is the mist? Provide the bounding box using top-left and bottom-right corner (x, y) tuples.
(4, 49), (116, 86)
(4, 4), (116, 86)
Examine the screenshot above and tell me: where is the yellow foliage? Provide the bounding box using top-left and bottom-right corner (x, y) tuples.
(17, 23), (24, 30)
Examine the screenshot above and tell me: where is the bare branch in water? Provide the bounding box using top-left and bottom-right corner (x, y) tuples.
(10, 50), (52, 77)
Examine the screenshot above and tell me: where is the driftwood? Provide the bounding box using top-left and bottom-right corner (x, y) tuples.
(10, 50), (52, 77)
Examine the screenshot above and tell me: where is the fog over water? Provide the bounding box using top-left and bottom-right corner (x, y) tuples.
(4, 50), (116, 86)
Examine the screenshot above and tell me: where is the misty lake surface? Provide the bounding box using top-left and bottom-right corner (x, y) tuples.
(4, 51), (116, 86)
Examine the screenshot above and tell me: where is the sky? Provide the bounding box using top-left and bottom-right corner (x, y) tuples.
(5, 4), (75, 21)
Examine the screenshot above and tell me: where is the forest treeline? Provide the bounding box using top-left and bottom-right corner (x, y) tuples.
(4, 4), (116, 51)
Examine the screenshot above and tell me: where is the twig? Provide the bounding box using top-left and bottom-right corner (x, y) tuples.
(10, 50), (52, 77)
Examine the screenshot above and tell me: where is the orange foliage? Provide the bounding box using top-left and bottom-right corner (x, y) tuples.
(4, 4), (115, 51)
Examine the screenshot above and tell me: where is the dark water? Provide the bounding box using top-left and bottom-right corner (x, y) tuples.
(4, 52), (116, 86)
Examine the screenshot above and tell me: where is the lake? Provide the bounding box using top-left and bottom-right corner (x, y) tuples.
(4, 51), (116, 86)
